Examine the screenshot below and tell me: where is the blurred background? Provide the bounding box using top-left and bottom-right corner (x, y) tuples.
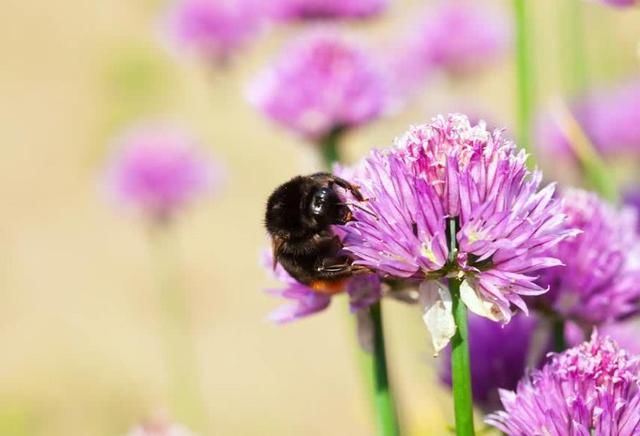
(0, 0), (639, 435)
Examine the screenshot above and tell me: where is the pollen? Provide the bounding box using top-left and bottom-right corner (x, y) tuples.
(310, 280), (347, 295)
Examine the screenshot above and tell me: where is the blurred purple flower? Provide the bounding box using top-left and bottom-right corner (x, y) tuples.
(440, 313), (540, 412)
(402, 1), (511, 77)
(162, 0), (262, 65)
(104, 123), (220, 222)
(336, 114), (575, 352)
(262, 250), (380, 323)
(247, 30), (388, 141)
(537, 80), (640, 157)
(537, 189), (640, 326)
(487, 333), (640, 435)
(267, 0), (387, 21)
(598, 0), (639, 7)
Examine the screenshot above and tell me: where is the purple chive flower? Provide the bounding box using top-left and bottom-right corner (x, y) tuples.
(267, 0), (387, 21)
(336, 114), (575, 352)
(247, 30), (388, 141)
(262, 250), (380, 323)
(403, 1), (511, 77)
(537, 80), (640, 157)
(440, 313), (541, 412)
(162, 0), (262, 65)
(104, 123), (220, 222)
(536, 189), (640, 326)
(487, 333), (640, 435)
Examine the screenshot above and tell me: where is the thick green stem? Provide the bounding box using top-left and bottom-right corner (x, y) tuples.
(370, 302), (401, 436)
(151, 226), (207, 431)
(513, 0), (534, 158)
(446, 219), (475, 436)
(552, 319), (566, 352)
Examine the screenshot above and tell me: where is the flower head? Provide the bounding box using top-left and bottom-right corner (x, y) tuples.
(487, 333), (640, 435)
(536, 189), (640, 325)
(247, 30), (388, 141)
(336, 114), (575, 352)
(267, 0), (387, 21)
(162, 0), (262, 64)
(537, 80), (640, 157)
(103, 123), (220, 222)
(439, 313), (541, 412)
(404, 1), (511, 76)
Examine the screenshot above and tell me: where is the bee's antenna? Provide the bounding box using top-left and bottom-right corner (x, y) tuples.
(338, 202), (378, 219)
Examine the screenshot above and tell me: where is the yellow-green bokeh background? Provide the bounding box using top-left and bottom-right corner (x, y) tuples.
(0, 1), (638, 435)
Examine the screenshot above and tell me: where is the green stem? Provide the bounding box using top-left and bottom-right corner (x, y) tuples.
(563, 0), (588, 95)
(151, 226), (207, 431)
(552, 319), (566, 352)
(447, 219), (474, 436)
(513, 0), (535, 158)
(319, 128), (342, 169)
(370, 302), (401, 436)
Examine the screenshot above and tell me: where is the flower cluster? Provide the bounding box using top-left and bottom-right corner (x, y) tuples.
(334, 114), (575, 351)
(267, 0), (387, 21)
(162, 0), (262, 65)
(536, 189), (640, 326)
(247, 30), (387, 141)
(439, 313), (541, 412)
(103, 123), (220, 222)
(487, 333), (640, 435)
(537, 80), (640, 158)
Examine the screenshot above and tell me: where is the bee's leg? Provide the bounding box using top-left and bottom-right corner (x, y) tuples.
(309, 172), (365, 201)
(315, 257), (372, 279)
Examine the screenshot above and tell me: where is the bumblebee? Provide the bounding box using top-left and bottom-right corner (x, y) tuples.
(265, 172), (369, 294)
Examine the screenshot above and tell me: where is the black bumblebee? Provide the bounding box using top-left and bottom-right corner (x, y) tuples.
(265, 172), (369, 294)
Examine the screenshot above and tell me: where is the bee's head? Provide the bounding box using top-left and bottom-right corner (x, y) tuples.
(265, 176), (349, 240)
